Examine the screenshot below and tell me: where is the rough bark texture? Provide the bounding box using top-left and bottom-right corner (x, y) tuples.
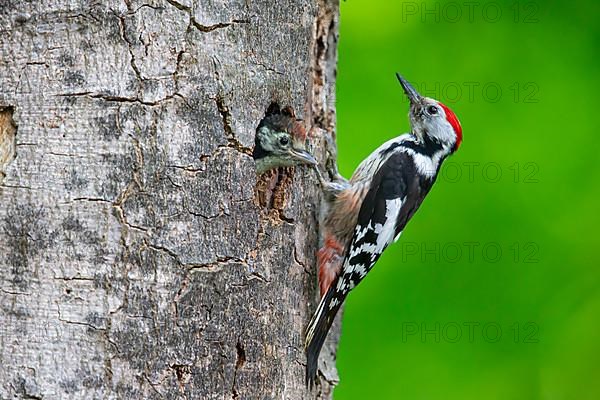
(0, 0), (340, 398)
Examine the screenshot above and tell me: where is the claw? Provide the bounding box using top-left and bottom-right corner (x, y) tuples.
(311, 164), (328, 187)
(323, 134), (346, 184)
(309, 133), (350, 200)
(324, 133), (338, 159)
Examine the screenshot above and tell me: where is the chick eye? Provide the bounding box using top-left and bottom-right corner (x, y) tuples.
(427, 105), (438, 115)
(279, 136), (290, 146)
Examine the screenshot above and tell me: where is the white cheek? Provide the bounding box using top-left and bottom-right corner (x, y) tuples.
(431, 120), (456, 142)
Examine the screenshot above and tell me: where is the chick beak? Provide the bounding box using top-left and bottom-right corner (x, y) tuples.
(396, 73), (422, 105)
(289, 146), (317, 166)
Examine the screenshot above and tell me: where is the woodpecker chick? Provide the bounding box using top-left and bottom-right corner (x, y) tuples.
(253, 104), (317, 174)
(306, 73), (463, 385)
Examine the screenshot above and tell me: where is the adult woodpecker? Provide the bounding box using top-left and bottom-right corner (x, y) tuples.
(253, 104), (317, 174)
(305, 73), (463, 385)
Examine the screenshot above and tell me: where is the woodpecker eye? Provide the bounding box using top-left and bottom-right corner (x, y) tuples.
(279, 136), (290, 146)
(427, 105), (438, 115)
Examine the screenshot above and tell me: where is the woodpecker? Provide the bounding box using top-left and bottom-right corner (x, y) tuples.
(253, 104), (317, 174)
(305, 73), (463, 385)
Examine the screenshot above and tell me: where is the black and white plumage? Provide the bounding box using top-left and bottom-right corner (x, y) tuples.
(306, 74), (463, 385)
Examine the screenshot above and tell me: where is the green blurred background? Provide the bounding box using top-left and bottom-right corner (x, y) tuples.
(334, 0), (599, 398)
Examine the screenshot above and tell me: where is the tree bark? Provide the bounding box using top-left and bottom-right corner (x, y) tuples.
(0, 0), (340, 398)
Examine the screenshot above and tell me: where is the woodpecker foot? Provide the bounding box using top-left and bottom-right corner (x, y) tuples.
(310, 134), (348, 199)
(312, 165), (347, 200)
(323, 134), (345, 184)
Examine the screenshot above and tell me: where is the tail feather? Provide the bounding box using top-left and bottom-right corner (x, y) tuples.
(305, 286), (343, 387)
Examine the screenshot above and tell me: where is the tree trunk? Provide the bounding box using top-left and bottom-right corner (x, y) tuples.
(0, 1), (340, 398)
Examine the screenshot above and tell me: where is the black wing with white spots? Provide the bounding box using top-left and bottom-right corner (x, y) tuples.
(305, 150), (434, 385)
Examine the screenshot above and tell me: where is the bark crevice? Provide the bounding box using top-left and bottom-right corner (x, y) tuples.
(0, 106), (17, 185)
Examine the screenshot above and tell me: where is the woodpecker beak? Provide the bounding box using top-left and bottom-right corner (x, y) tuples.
(396, 73), (422, 104)
(289, 148), (318, 166)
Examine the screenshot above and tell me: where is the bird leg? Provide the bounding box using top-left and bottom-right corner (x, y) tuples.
(323, 133), (347, 185)
(311, 133), (349, 199)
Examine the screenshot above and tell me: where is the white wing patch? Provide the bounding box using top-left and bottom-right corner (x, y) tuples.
(328, 198), (404, 310)
(377, 198), (404, 250)
(411, 152), (438, 177)
(404, 146), (451, 178)
(353, 264), (367, 279)
(353, 198), (403, 255)
(354, 225), (369, 243)
(345, 198), (404, 275)
(352, 135), (451, 182)
(336, 277), (348, 293)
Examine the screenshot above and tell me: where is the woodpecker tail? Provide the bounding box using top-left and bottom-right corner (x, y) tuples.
(305, 285), (343, 386)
